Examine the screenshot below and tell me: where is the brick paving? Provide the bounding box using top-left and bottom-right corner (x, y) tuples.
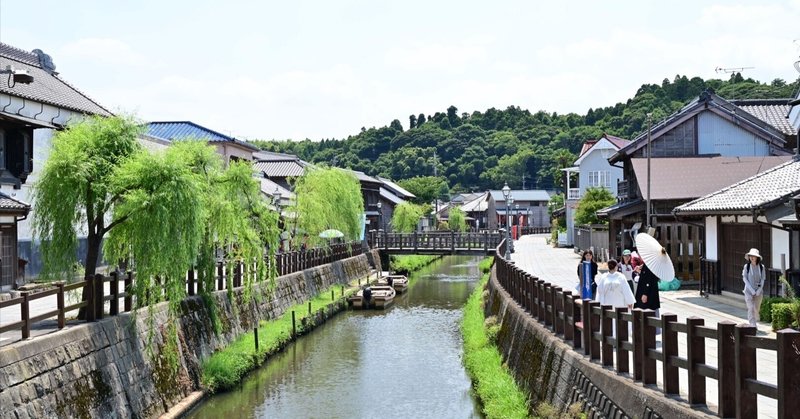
(510, 234), (777, 419)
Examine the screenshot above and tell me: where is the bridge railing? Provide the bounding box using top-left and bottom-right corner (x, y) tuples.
(493, 240), (799, 419)
(372, 231), (503, 252)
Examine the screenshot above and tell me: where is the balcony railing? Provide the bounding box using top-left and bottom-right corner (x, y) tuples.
(567, 188), (580, 200)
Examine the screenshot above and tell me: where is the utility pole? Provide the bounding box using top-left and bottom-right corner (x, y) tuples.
(521, 173), (527, 190)
(646, 113), (652, 229)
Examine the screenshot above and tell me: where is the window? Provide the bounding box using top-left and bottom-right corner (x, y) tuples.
(587, 171), (610, 188)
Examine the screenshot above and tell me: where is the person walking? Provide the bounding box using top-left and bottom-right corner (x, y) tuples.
(597, 259), (636, 309)
(742, 248), (765, 328)
(576, 249), (599, 299)
(634, 263), (661, 313)
(597, 259), (636, 336)
(619, 249), (636, 293)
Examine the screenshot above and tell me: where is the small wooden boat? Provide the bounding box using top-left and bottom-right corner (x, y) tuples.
(348, 285), (396, 309)
(377, 274), (409, 294)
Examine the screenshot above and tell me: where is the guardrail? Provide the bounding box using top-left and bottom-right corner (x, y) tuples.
(494, 241), (799, 419)
(0, 242), (363, 342)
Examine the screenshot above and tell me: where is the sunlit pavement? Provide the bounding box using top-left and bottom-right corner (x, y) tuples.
(509, 234), (777, 419)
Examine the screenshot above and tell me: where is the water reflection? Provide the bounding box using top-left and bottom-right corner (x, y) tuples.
(188, 256), (483, 419)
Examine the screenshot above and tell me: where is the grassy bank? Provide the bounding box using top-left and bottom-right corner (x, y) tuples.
(201, 282), (360, 392)
(463, 258), (586, 419)
(461, 258), (530, 419)
(390, 254), (442, 274)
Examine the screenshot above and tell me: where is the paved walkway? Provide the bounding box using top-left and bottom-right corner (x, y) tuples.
(511, 234), (777, 419)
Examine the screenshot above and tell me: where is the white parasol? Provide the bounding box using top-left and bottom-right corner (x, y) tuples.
(634, 232), (675, 281)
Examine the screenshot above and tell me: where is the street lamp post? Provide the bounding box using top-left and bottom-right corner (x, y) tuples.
(515, 203), (520, 234)
(508, 196), (515, 253)
(502, 183), (511, 259)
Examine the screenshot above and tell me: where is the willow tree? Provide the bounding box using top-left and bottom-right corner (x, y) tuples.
(448, 207), (468, 232)
(290, 166), (363, 247)
(391, 202), (424, 233)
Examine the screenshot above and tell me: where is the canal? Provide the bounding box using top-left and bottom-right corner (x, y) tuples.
(187, 256), (484, 419)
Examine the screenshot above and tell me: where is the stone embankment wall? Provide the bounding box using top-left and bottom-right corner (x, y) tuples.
(0, 251), (379, 419)
(485, 270), (710, 419)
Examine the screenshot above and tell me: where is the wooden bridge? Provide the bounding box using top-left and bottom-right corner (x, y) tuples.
(370, 229), (551, 255)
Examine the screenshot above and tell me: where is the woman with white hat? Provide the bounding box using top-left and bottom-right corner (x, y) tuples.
(742, 248), (765, 327)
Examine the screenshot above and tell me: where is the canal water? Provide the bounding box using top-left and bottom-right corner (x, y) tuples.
(187, 256), (483, 419)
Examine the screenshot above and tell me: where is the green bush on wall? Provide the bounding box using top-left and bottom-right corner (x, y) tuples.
(771, 303), (797, 331)
(760, 297), (791, 323)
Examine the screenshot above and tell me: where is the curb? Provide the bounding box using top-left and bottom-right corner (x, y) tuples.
(159, 390), (205, 419)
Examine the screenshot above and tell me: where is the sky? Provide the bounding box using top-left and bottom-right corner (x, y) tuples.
(3, 1), (800, 141)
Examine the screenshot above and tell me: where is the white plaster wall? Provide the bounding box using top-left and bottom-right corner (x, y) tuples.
(697, 112), (770, 156)
(771, 228), (789, 270)
(705, 216), (718, 260)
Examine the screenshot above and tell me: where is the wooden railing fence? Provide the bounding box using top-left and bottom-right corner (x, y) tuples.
(0, 242), (363, 341)
(494, 241), (799, 419)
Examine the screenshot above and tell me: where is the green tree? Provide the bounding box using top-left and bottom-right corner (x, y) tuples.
(398, 176), (449, 204)
(574, 187), (615, 225)
(290, 166), (363, 246)
(391, 202), (423, 233)
(447, 206), (468, 232)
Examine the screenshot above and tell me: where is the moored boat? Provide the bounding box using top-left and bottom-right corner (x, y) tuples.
(348, 285), (396, 309)
(377, 274), (409, 294)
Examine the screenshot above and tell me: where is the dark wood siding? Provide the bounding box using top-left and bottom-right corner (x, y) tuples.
(720, 223), (770, 293)
(0, 224), (17, 288)
(632, 117), (697, 158)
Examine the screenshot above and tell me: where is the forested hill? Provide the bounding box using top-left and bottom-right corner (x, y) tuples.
(252, 74), (799, 193)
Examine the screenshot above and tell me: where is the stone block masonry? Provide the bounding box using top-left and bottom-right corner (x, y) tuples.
(485, 269), (711, 419)
(0, 251), (378, 419)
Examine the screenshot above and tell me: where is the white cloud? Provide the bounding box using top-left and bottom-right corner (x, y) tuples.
(59, 38), (147, 67)
(383, 43), (489, 72)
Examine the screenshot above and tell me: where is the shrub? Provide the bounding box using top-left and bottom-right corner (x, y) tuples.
(760, 297), (791, 323)
(772, 302), (796, 331)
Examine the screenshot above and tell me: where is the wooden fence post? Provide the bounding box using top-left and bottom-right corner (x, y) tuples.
(641, 309), (657, 385)
(582, 300), (592, 355)
(600, 305), (613, 367)
(110, 271), (119, 316)
(94, 274), (104, 320)
(734, 324), (757, 419)
(124, 271), (133, 312)
(572, 297), (581, 349)
(777, 329), (800, 419)
(187, 268), (195, 296)
(20, 291), (30, 339)
(661, 313), (679, 395)
(217, 262), (224, 290)
(56, 282), (65, 329)
(632, 309), (643, 381)
(615, 307), (628, 374)
(563, 291), (573, 341)
(686, 317), (706, 405)
(589, 301), (601, 361)
(85, 275), (96, 323)
(545, 284), (554, 327)
(553, 287), (563, 335)
(717, 321), (736, 418)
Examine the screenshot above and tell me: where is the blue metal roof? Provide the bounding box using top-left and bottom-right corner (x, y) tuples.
(146, 121), (236, 143)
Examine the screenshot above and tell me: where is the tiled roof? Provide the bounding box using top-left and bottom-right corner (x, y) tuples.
(732, 99), (795, 136)
(0, 43), (111, 116)
(379, 187), (404, 205)
(490, 189), (551, 202)
(0, 192), (30, 212)
(632, 156), (791, 200)
(376, 176), (416, 198)
(146, 121), (260, 151)
(254, 160), (307, 177)
(674, 158), (800, 215)
(604, 134), (631, 149)
(259, 177), (293, 208)
(461, 192), (489, 212)
(253, 150), (300, 161)
(347, 169), (381, 184)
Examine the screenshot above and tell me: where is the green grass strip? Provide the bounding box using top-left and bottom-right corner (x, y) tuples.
(461, 258), (530, 419)
(201, 281), (361, 392)
(390, 254), (441, 274)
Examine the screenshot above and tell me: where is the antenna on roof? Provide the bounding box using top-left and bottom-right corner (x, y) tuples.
(714, 66), (755, 74)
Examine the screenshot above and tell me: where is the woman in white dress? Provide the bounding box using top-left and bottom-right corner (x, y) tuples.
(596, 259), (636, 336)
(619, 250), (636, 294)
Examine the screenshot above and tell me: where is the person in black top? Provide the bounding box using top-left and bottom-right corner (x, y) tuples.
(576, 249), (599, 299)
(633, 264), (661, 311)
